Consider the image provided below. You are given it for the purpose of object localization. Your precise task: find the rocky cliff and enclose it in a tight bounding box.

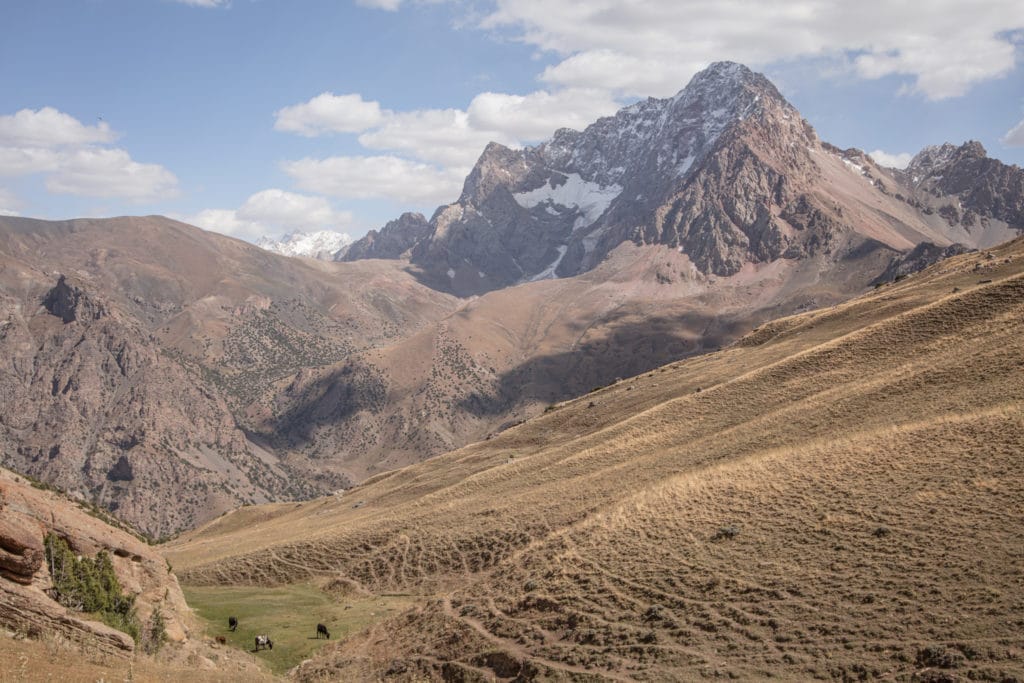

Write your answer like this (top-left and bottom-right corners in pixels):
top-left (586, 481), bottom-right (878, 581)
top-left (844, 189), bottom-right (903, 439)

top-left (339, 212), bottom-right (431, 261)
top-left (0, 216), bottom-right (460, 536)
top-left (345, 62), bottom-right (1020, 296)
top-left (0, 467), bottom-right (187, 655)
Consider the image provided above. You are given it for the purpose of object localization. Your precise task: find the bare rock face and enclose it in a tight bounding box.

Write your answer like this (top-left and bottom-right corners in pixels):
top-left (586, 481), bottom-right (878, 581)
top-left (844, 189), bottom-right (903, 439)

top-left (42, 274), bottom-right (107, 323)
top-left (0, 467), bottom-right (195, 656)
top-left (347, 62), bottom-right (983, 296)
top-left (340, 212), bottom-right (431, 261)
top-left (0, 274), bottom-right (281, 537)
top-left (901, 141), bottom-right (1024, 229)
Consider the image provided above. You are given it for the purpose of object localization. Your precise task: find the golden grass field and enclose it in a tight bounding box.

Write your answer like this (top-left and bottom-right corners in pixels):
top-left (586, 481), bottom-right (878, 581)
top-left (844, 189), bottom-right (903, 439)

top-left (165, 238), bottom-right (1024, 681)
top-left (0, 629), bottom-right (275, 683)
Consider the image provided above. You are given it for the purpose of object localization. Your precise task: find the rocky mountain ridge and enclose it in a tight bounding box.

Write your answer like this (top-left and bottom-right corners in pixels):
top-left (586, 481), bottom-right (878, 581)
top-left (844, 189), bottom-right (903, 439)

top-left (897, 140), bottom-right (1024, 229)
top-left (0, 215), bottom-right (460, 536)
top-left (338, 212), bottom-right (431, 262)
top-left (345, 62), bottom-right (1022, 295)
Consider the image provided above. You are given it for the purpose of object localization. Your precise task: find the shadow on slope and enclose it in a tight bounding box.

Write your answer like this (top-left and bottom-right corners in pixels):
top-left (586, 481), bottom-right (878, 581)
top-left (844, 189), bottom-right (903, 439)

top-left (458, 310), bottom-right (749, 419)
top-left (260, 361), bottom-right (389, 452)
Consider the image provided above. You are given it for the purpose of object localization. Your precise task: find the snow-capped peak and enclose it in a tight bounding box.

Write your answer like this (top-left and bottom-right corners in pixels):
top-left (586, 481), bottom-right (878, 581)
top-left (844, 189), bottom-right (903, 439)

top-left (256, 230), bottom-right (353, 260)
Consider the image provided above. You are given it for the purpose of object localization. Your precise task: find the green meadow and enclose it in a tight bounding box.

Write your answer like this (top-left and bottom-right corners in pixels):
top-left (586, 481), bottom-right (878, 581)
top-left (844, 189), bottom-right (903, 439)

top-left (183, 583), bottom-right (416, 674)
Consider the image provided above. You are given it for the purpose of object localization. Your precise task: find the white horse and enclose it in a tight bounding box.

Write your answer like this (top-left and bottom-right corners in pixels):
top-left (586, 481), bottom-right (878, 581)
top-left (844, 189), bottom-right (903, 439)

top-left (255, 634), bottom-right (273, 651)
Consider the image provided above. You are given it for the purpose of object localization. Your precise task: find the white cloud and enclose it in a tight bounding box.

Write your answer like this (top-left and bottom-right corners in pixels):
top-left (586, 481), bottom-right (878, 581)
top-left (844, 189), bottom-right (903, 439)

top-left (466, 87), bottom-right (619, 140)
top-left (0, 107), bottom-right (179, 202)
top-left (0, 187), bottom-right (22, 216)
top-left (237, 189), bottom-right (352, 231)
top-left (182, 189), bottom-right (355, 241)
top-left (173, 0), bottom-right (230, 7)
top-left (182, 208), bottom-right (253, 237)
top-left (282, 155), bottom-right (464, 204)
top-left (357, 108), bottom-right (512, 168)
top-left (0, 147), bottom-right (61, 176)
top-left (539, 50), bottom-right (702, 99)
top-left (44, 148), bottom-right (179, 201)
top-left (274, 93), bottom-right (386, 136)
top-left (475, 0), bottom-right (1023, 100)
top-left (355, 0), bottom-right (403, 9)
top-left (0, 107), bottom-right (115, 148)
top-left (1003, 118), bottom-right (1024, 146)
top-left (868, 149), bottom-right (914, 169)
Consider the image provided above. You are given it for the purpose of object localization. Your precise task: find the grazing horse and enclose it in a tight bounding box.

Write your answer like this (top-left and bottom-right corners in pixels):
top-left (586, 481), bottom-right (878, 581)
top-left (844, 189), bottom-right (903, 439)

top-left (255, 634), bottom-right (273, 651)
top-left (316, 623), bottom-right (330, 639)
top-left (228, 616), bottom-right (238, 632)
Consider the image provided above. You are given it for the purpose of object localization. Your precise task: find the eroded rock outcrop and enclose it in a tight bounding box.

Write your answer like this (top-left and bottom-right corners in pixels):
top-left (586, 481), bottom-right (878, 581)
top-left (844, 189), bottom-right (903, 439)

top-left (0, 467), bottom-right (192, 656)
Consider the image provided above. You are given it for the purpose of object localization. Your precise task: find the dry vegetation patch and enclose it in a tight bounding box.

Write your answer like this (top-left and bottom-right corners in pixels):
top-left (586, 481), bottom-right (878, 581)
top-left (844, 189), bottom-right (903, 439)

top-left (168, 239), bottom-right (1024, 681)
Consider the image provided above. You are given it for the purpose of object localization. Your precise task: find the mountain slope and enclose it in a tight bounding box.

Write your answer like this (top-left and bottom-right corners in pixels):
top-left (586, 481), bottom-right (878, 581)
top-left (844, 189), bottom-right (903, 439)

top-left (346, 62), bottom-right (1015, 297)
top-left (275, 236), bottom-right (897, 482)
top-left (0, 215), bottom-right (459, 535)
top-left (166, 237), bottom-right (1024, 681)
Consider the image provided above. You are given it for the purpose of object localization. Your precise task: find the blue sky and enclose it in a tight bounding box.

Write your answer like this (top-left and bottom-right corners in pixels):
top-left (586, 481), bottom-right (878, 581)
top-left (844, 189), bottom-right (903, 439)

top-left (1, 0), bottom-right (1022, 242)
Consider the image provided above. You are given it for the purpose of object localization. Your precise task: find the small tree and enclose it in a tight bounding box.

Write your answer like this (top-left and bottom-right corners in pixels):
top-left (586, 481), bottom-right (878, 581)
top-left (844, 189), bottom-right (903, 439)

top-left (142, 608), bottom-right (168, 654)
top-left (44, 534), bottom-right (141, 642)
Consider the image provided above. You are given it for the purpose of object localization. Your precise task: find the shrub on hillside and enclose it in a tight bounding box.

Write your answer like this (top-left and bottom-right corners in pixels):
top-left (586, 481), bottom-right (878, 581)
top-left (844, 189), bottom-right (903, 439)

top-left (44, 534), bottom-right (141, 642)
top-left (142, 607), bottom-right (168, 654)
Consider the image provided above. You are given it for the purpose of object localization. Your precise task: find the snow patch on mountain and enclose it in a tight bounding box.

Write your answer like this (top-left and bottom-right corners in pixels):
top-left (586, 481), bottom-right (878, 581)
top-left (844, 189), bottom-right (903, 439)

top-left (513, 174), bottom-right (622, 230)
top-left (256, 230), bottom-right (352, 260)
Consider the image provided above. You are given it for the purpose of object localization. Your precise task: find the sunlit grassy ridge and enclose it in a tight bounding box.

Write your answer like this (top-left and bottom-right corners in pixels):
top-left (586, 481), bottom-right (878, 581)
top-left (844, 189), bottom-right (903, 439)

top-left (166, 238), bottom-right (1024, 681)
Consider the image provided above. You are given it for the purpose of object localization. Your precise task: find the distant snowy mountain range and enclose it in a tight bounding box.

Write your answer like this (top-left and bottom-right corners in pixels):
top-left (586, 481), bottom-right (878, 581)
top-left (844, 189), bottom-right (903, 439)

top-left (256, 230), bottom-right (352, 260)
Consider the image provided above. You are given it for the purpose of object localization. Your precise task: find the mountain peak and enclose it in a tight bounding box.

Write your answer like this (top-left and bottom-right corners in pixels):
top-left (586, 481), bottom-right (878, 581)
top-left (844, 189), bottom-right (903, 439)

top-left (690, 60), bottom-right (754, 84)
top-left (256, 230), bottom-right (352, 260)
top-left (672, 62), bottom-right (789, 118)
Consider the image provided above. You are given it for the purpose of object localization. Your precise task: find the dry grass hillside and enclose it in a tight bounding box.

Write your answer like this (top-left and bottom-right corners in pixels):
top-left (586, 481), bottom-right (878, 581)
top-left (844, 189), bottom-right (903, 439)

top-left (165, 238), bottom-right (1024, 680)
top-left (270, 232), bottom-right (897, 482)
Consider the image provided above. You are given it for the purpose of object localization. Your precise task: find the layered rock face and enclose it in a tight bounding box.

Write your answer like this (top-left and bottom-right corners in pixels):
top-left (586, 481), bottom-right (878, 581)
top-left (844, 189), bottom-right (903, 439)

top-left (0, 467), bottom-right (192, 656)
